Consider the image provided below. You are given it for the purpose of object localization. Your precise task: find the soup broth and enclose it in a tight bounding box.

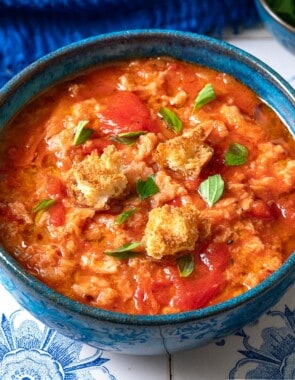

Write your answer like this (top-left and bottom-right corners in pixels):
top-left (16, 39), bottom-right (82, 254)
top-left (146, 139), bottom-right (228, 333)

top-left (0, 57), bottom-right (294, 315)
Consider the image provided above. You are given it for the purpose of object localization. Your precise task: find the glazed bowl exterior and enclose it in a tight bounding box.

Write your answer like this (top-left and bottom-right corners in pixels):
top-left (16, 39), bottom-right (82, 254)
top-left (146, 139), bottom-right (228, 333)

top-left (255, 0), bottom-right (295, 54)
top-left (0, 30), bottom-right (294, 355)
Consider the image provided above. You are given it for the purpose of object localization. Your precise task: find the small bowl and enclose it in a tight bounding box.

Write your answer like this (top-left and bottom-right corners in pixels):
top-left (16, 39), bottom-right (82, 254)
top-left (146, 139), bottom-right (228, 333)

top-left (0, 30), bottom-right (294, 355)
top-left (255, 0), bottom-right (295, 54)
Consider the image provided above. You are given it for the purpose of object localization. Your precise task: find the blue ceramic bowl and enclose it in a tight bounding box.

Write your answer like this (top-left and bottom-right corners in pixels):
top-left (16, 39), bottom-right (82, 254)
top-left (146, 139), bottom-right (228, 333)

top-left (255, 0), bottom-right (295, 54)
top-left (0, 30), bottom-right (294, 355)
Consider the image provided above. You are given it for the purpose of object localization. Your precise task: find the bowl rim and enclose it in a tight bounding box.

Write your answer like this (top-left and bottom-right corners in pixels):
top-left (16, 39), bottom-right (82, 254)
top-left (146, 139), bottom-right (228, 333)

top-left (0, 29), bottom-right (294, 326)
top-left (257, 0), bottom-right (295, 33)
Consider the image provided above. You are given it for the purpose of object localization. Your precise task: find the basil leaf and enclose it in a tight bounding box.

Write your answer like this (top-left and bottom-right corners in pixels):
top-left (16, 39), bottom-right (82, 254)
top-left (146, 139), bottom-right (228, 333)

top-left (104, 241), bottom-right (141, 259)
top-left (198, 174), bottom-right (225, 207)
top-left (33, 199), bottom-right (56, 213)
top-left (73, 120), bottom-right (93, 145)
top-left (225, 143), bottom-right (248, 166)
top-left (110, 131), bottom-right (148, 146)
top-left (136, 175), bottom-right (160, 200)
top-left (159, 107), bottom-right (183, 133)
top-left (193, 83), bottom-right (216, 112)
top-left (177, 254), bottom-right (194, 278)
top-left (116, 208), bottom-right (138, 225)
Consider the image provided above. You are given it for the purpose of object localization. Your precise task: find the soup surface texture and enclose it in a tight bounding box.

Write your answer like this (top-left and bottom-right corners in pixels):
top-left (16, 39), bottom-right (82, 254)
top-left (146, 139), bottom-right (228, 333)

top-left (0, 58), bottom-right (294, 315)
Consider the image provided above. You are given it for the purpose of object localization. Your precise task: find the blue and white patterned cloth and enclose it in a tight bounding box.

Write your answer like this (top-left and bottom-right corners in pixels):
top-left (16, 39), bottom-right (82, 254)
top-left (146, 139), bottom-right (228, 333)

top-left (0, 0), bottom-right (258, 87)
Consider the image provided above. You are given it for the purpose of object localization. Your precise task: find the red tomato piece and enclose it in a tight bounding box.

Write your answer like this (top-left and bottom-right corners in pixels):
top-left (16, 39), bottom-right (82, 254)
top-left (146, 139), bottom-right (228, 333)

top-left (46, 176), bottom-right (66, 200)
top-left (48, 202), bottom-right (65, 227)
top-left (151, 280), bottom-right (173, 306)
top-left (134, 280), bottom-right (160, 315)
top-left (170, 243), bottom-right (231, 311)
top-left (247, 200), bottom-right (279, 220)
top-left (200, 242), bottom-right (231, 272)
top-left (98, 91), bottom-right (159, 135)
top-left (175, 274), bottom-right (224, 311)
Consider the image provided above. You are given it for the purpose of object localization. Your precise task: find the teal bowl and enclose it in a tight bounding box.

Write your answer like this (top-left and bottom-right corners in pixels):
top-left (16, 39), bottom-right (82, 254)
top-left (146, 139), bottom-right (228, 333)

top-left (255, 0), bottom-right (295, 54)
top-left (0, 30), bottom-right (294, 355)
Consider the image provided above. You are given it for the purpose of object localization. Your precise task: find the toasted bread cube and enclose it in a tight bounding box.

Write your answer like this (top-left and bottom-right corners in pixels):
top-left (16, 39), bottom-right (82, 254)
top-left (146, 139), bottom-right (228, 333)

top-left (154, 127), bottom-right (213, 179)
top-left (143, 204), bottom-right (200, 259)
top-left (67, 145), bottom-right (127, 210)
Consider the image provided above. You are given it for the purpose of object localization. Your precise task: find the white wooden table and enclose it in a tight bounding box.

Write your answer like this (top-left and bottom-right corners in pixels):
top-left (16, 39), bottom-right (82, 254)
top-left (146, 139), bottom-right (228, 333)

top-left (0, 25), bottom-right (294, 380)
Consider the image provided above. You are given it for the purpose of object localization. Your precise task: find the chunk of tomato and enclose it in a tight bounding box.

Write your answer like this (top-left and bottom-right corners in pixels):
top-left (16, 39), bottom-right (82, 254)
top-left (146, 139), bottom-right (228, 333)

top-left (134, 277), bottom-right (161, 315)
top-left (98, 91), bottom-right (159, 134)
top-left (246, 200), bottom-right (279, 220)
top-left (48, 202), bottom-right (65, 227)
top-left (170, 242), bottom-right (231, 311)
top-left (46, 176), bottom-right (66, 201)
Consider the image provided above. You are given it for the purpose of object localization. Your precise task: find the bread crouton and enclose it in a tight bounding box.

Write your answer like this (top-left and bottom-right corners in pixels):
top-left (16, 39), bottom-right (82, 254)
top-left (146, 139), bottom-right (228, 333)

top-left (154, 127), bottom-right (213, 179)
top-left (143, 204), bottom-right (200, 259)
top-left (67, 145), bottom-right (127, 210)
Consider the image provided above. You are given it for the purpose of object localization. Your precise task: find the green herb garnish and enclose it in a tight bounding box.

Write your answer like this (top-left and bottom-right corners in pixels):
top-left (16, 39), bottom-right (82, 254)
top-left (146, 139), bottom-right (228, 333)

top-left (193, 83), bottom-right (216, 112)
top-left (198, 174), bottom-right (225, 207)
top-left (158, 107), bottom-right (183, 133)
top-left (110, 131), bottom-right (148, 146)
top-left (177, 254), bottom-right (195, 278)
top-left (104, 242), bottom-right (142, 259)
top-left (116, 208), bottom-right (138, 225)
top-left (33, 199), bottom-right (56, 213)
top-left (225, 143), bottom-right (249, 166)
top-left (136, 175), bottom-right (160, 200)
top-left (73, 120), bottom-right (93, 145)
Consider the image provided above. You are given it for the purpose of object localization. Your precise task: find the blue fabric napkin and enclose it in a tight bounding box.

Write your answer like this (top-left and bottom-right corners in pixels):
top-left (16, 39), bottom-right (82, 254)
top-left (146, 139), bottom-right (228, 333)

top-left (0, 0), bottom-right (258, 87)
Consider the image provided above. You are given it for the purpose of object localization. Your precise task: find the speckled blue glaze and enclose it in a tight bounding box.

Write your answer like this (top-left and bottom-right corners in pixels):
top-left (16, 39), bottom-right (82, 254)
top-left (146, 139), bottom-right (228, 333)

top-left (255, 0), bottom-right (295, 54)
top-left (0, 31), bottom-right (294, 355)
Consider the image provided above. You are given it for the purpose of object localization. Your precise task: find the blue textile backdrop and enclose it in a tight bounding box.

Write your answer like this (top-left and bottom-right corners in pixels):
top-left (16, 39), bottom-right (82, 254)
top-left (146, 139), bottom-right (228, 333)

top-left (0, 0), bottom-right (258, 88)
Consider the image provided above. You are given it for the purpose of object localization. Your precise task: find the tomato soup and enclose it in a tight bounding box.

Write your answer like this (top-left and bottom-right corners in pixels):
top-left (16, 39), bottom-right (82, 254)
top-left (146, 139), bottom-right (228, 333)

top-left (0, 58), bottom-right (294, 315)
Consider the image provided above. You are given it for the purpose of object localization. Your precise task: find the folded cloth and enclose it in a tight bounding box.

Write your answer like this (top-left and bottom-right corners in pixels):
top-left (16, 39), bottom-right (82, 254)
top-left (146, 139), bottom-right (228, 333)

top-left (0, 0), bottom-right (258, 87)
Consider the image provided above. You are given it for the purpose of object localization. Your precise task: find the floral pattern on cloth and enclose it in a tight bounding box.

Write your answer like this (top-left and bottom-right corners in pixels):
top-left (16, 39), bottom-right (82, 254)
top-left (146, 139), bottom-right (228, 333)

top-left (0, 310), bottom-right (116, 380)
top-left (229, 306), bottom-right (295, 379)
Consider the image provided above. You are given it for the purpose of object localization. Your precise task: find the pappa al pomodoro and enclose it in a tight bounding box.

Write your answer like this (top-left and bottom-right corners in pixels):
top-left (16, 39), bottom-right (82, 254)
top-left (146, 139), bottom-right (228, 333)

top-left (0, 57), bottom-right (294, 315)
